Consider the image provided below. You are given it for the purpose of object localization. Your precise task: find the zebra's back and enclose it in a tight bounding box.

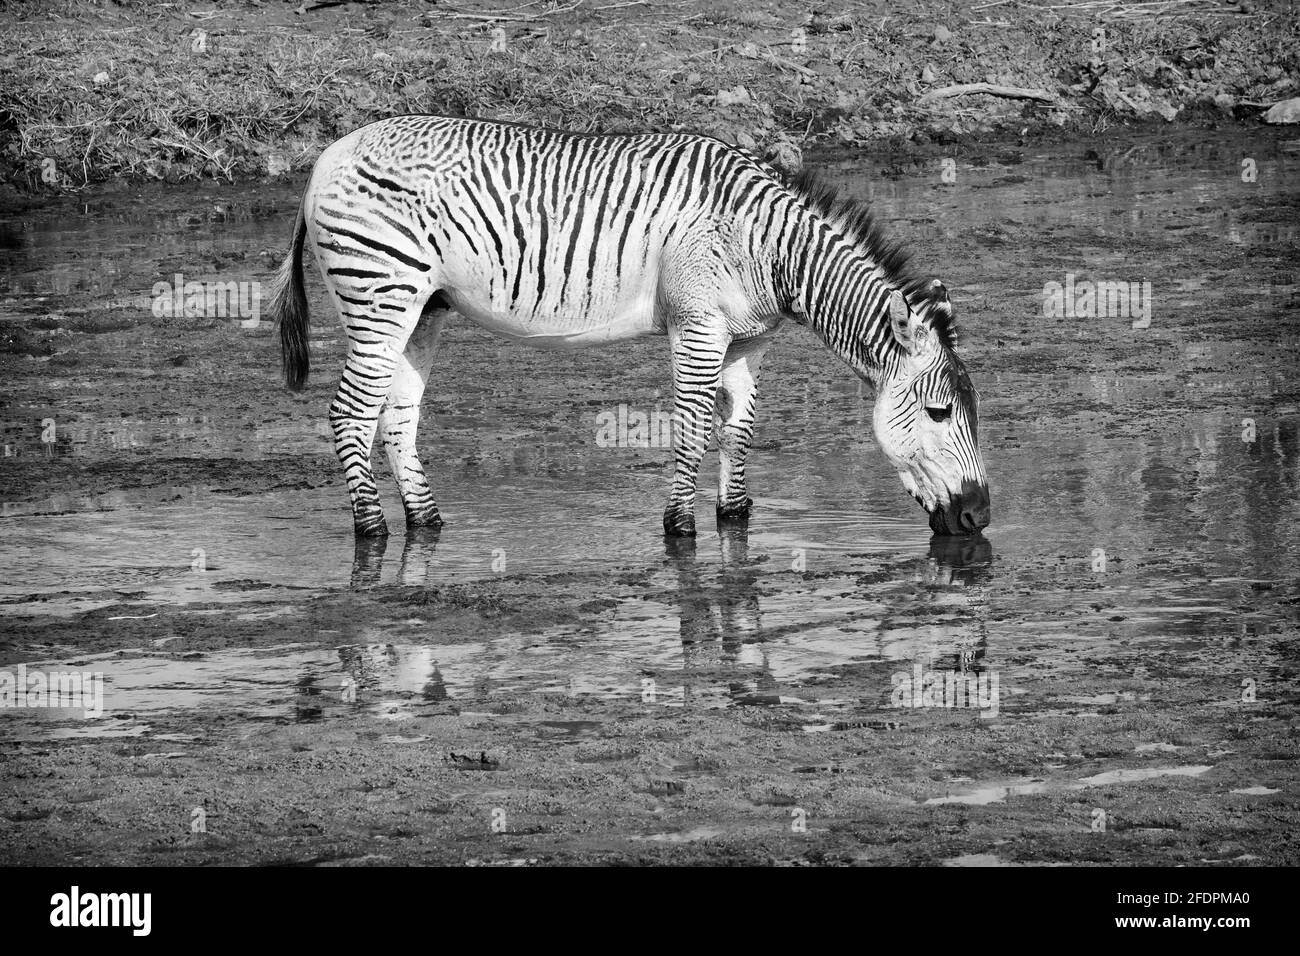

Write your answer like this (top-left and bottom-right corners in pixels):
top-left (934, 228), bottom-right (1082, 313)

top-left (304, 115), bottom-right (789, 345)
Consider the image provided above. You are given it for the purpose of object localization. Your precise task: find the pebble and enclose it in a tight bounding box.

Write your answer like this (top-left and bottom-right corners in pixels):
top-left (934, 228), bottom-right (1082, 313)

top-left (1263, 97), bottom-right (1300, 124)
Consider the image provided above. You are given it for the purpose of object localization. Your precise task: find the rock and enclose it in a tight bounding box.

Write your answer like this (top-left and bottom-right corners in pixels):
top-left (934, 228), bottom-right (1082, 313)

top-left (921, 64), bottom-right (936, 84)
top-left (805, 12), bottom-right (831, 35)
top-left (266, 154), bottom-right (290, 177)
top-left (933, 24), bottom-right (952, 44)
top-left (764, 138), bottom-right (802, 176)
top-left (1213, 93), bottom-right (1236, 113)
top-left (1263, 97), bottom-right (1300, 124)
top-left (1100, 79), bottom-right (1179, 121)
top-left (716, 86), bottom-right (751, 107)
top-left (1148, 92), bottom-right (1179, 122)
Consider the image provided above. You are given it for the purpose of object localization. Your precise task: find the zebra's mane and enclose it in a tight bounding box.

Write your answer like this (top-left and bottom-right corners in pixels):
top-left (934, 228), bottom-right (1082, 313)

top-left (784, 169), bottom-right (958, 350)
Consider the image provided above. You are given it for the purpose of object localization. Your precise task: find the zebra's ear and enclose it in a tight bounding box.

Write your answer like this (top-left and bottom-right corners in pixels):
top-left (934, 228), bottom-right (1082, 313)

top-left (889, 290), bottom-right (921, 354)
top-left (930, 279), bottom-right (950, 309)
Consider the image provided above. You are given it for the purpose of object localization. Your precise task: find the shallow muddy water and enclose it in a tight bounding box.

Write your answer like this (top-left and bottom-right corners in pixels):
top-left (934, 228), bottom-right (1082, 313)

top-left (1, 129), bottom-right (1297, 864)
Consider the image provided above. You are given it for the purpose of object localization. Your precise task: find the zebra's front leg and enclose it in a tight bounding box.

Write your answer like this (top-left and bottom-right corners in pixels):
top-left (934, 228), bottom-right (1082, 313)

top-left (715, 336), bottom-right (771, 522)
top-left (378, 307), bottom-right (450, 528)
top-left (664, 320), bottom-right (729, 537)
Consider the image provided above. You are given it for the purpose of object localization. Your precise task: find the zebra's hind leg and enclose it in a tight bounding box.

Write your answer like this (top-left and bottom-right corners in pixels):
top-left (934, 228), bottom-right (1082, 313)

top-left (714, 336), bottom-right (771, 522)
top-left (377, 303), bottom-right (451, 529)
top-left (663, 318), bottom-right (729, 537)
top-left (328, 291), bottom-right (430, 537)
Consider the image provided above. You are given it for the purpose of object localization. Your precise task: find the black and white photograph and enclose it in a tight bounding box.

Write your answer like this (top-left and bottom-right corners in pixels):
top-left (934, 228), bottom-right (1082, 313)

top-left (0, 0), bottom-right (1295, 901)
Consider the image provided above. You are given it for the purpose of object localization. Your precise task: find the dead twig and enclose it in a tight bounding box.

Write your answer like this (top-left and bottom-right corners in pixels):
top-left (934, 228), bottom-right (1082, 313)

top-left (917, 82), bottom-right (1058, 105)
top-left (763, 51), bottom-right (816, 78)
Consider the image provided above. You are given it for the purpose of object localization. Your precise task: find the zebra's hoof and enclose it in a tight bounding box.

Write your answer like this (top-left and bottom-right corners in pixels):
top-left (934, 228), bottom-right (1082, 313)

top-left (406, 510), bottom-right (444, 529)
top-left (663, 511), bottom-right (696, 537)
top-left (716, 498), bottom-right (753, 521)
top-left (354, 516), bottom-right (390, 538)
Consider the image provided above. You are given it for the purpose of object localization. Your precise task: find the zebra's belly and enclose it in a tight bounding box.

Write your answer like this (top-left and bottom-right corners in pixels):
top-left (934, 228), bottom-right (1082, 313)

top-left (444, 291), bottom-right (665, 349)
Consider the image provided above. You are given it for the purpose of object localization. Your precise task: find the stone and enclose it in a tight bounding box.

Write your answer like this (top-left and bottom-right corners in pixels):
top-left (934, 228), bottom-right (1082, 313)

top-left (1263, 97), bottom-right (1300, 124)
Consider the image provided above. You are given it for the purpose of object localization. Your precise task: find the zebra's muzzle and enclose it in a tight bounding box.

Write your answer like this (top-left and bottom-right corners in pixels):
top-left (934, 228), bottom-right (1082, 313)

top-left (927, 479), bottom-right (991, 536)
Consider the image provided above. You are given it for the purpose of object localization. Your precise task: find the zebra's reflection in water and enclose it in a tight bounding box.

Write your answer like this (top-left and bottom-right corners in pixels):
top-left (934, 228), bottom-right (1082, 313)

top-left (337, 642), bottom-right (448, 702)
top-left (667, 526), bottom-right (994, 702)
top-left (337, 522), bottom-right (992, 709)
top-left (663, 524), bottom-right (770, 705)
top-left (350, 527), bottom-right (443, 588)
top-left (340, 519), bottom-right (774, 707)
top-left (924, 535), bottom-right (993, 674)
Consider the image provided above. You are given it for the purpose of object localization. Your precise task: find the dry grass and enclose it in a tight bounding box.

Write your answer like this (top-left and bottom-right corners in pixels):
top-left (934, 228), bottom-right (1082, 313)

top-left (0, 0), bottom-right (1294, 188)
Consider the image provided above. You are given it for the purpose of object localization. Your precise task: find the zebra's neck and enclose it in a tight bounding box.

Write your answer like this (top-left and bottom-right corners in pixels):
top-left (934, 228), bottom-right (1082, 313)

top-left (778, 202), bottom-right (897, 388)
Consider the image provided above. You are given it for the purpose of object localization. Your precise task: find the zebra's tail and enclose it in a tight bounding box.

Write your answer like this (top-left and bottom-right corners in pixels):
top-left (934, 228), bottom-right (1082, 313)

top-left (270, 201), bottom-right (310, 391)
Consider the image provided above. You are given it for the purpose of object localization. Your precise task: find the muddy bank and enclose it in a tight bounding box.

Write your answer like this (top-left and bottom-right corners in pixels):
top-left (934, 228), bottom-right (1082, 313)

top-left (1, 0), bottom-right (1297, 193)
top-left (1, 533), bottom-right (1298, 866)
top-left (2, 611), bottom-right (1295, 866)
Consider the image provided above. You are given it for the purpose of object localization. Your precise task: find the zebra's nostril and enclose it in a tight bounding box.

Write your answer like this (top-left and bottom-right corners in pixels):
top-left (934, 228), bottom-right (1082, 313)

top-left (961, 505), bottom-right (990, 531)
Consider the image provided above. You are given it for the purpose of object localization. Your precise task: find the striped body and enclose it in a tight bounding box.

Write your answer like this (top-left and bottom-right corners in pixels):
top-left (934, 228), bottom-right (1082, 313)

top-left (268, 115), bottom-right (990, 539)
top-left (306, 117), bottom-right (784, 347)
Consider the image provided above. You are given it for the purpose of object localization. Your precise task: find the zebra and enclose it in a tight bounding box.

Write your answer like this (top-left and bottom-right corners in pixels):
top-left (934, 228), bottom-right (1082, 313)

top-left (267, 115), bottom-right (990, 539)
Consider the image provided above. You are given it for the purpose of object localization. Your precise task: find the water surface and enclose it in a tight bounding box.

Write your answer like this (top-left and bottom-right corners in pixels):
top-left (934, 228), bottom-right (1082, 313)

top-left (1, 130), bottom-right (1297, 736)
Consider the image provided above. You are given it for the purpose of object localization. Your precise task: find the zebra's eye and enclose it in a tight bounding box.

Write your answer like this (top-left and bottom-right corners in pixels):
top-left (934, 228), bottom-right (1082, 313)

top-left (925, 405), bottom-right (952, 423)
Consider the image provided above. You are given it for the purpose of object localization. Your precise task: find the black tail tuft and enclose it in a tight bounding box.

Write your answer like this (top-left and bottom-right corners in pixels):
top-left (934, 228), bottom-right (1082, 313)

top-left (269, 203), bottom-right (310, 391)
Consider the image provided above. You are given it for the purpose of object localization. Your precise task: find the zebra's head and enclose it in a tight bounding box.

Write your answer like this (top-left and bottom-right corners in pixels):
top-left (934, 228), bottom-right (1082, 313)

top-left (872, 282), bottom-right (989, 536)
